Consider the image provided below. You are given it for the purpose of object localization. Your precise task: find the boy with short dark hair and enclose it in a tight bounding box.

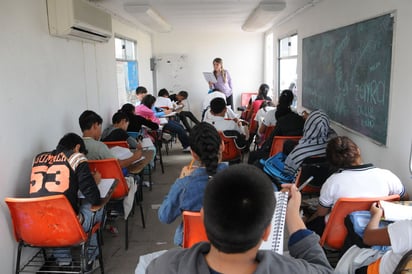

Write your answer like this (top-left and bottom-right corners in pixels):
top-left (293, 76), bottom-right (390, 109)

top-left (30, 132), bottom-right (102, 270)
top-left (147, 164), bottom-right (333, 273)
top-left (101, 110), bottom-right (138, 149)
top-left (79, 110), bottom-right (142, 167)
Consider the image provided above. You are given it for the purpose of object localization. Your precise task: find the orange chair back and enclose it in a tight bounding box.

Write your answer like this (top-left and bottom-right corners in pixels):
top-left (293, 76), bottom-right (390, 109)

top-left (219, 132), bottom-right (242, 162)
top-left (249, 113), bottom-right (258, 134)
top-left (103, 141), bottom-right (129, 148)
top-left (88, 158), bottom-right (128, 199)
top-left (320, 194), bottom-right (400, 250)
top-left (269, 135), bottom-right (302, 157)
top-left (182, 211), bottom-right (208, 248)
top-left (4, 195), bottom-right (88, 247)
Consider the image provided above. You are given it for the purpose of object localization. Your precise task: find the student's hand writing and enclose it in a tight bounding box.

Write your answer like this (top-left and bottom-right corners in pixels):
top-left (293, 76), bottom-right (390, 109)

top-left (370, 202), bottom-right (383, 218)
top-left (133, 148), bottom-right (143, 160)
top-left (179, 165), bottom-right (198, 178)
top-left (281, 183), bottom-right (301, 214)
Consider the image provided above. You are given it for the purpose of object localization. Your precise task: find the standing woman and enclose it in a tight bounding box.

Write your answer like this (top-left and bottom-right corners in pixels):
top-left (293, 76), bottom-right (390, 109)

top-left (209, 58), bottom-right (233, 109)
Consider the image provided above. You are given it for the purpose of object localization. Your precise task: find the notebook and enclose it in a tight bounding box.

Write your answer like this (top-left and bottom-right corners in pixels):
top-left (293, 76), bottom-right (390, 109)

top-left (78, 178), bottom-right (116, 198)
top-left (379, 200), bottom-right (412, 221)
top-left (259, 191), bottom-right (288, 254)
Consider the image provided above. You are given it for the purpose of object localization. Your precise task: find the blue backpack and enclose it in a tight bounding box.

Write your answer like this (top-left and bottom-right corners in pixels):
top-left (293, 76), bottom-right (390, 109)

top-left (260, 152), bottom-right (294, 185)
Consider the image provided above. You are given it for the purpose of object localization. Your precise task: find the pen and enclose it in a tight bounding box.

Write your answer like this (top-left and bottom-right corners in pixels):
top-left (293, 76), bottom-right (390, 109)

top-left (298, 176), bottom-right (314, 191)
top-left (188, 159), bottom-right (195, 170)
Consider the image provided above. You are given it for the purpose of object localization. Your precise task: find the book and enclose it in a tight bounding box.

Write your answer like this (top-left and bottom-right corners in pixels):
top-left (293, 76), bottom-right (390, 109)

top-left (259, 191), bottom-right (288, 254)
top-left (379, 200), bottom-right (412, 221)
top-left (78, 178), bottom-right (116, 198)
top-left (110, 146), bottom-right (145, 164)
top-left (203, 72), bottom-right (217, 83)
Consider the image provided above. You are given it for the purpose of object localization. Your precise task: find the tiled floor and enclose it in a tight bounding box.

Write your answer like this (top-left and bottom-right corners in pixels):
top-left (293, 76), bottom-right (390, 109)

top-left (101, 144), bottom-right (192, 273)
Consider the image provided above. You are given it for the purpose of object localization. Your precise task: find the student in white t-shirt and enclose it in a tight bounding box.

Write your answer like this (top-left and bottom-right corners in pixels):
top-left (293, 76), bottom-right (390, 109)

top-left (306, 136), bottom-right (409, 236)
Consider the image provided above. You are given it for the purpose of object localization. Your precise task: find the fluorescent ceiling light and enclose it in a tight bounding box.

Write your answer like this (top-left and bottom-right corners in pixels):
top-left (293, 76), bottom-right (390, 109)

top-left (124, 4), bottom-right (172, 33)
top-left (242, 1), bottom-right (286, 32)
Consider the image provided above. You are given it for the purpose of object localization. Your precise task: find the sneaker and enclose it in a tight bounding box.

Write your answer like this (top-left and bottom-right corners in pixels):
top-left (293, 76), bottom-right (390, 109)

top-left (182, 147), bottom-right (191, 153)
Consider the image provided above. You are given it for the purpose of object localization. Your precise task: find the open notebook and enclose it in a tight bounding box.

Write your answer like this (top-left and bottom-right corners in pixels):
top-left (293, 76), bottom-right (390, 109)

top-left (259, 191), bottom-right (288, 254)
top-left (78, 178), bottom-right (116, 198)
top-left (379, 200), bottom-right (412, 221)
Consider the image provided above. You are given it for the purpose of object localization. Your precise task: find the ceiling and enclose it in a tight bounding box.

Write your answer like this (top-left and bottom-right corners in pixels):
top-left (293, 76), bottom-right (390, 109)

top-left (92, 0), bottom-right (320, 33)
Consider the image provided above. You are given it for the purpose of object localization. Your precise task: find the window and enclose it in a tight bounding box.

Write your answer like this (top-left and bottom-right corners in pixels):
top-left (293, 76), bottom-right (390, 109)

top-left (264, 33), bottom-right (274, 97)
top-left (278, 34), bottom-right (298, 108)
top-left (115, 37), bottom-right (138, 106)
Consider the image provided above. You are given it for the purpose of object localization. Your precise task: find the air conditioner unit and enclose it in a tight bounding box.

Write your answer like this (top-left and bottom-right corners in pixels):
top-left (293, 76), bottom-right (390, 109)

top-left (46, 0), bottom-right (112, 43)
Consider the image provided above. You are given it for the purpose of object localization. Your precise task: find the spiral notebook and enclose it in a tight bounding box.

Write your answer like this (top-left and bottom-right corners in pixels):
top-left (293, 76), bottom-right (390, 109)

top-left (259, 191), bottom-right (288, 254)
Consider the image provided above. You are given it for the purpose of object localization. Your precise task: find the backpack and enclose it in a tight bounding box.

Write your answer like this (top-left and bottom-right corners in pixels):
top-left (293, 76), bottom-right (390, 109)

top-left (260, 152), bottom-right (294, 188)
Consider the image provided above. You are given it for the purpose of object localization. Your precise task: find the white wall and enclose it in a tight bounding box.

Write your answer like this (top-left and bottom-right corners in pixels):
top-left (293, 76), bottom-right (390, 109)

top-left (0, 1), bottom-right (152, 272)
top-left (270, 0), bottom-right (412, 193)
top-left (152, 31), bottom-right (264, 117)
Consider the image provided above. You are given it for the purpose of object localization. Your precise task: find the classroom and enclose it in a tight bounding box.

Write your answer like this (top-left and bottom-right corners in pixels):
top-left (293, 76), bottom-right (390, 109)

top-left (1, 0), bottom-right (411, 273)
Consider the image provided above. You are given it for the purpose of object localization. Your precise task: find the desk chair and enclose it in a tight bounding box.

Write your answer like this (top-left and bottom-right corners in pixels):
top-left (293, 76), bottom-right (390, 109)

top-left (269, 135), bottom-right (302, 157)
top-left (103, 141), bottom-right (129, 149)
top-left (320, 194), bottom-right (400, 251)
top-left (88, 158), bottom-right (145, 250)
top-left (146, 129), bottom-right (165, 174)
top-left (218, 131), bottom-right (243, 164)
top-left (182, 211), bottom-right (208, 248)
top-left (5, 195), bottom-right (104, 274)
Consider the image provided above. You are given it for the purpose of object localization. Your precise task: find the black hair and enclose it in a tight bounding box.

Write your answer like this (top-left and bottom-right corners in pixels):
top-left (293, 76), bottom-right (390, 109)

top-left (56, 132), bottom-right (87, 154)
top-left (210, 97), bottom-right (226, 114)
top-left (141, 94), bottom-right (156, 108)
top-left (203, 164), bottom-right (275, 253)
top-left (326, 136), bottom-right (360, 168)
top-left (135, 86), bottom-right (148, 95)
top-left (256, 83), bottom-right (270, 100)
top-left (158, 88), bottom-right (169, 97)
top-left (79, 110), bottom-right (103, 132)
top-left (178, 90), bottom-right (188, 99)
top-left (120, 103), bottom-right (135, 114)
top-left (112, 110), bottom-right (129, 124)
top-left (275, 89), bottom-right (294, 120)
top-left (189, 122), bottom-right (221, 176)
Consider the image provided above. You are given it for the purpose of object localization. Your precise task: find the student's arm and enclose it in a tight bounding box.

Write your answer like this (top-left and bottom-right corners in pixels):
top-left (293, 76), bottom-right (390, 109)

top-left (305, 205), bottom-right (330, 223)
top-left (258, 123), bottom-right (267, 136)
top-left (118, 144), bottom-right (143, 168)
top-left (363, 202), bottom-right (391, 246)
top-left (282, 183), bottom-right (306, 234)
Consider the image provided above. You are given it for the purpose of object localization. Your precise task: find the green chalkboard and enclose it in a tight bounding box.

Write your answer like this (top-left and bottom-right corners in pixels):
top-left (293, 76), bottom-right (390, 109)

top-left (302, 14), bottom-right (393, 145)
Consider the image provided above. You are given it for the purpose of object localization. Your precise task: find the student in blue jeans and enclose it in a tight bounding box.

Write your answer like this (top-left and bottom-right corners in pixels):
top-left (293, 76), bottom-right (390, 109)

top-left (30, 133), bottom-right (103, 271)
top-left (157, 122), bottom-right (228, 246)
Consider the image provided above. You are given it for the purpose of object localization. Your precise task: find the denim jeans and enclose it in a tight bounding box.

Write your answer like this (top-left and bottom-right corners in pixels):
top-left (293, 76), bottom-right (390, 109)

top-left (163, 120), bottom-right (190, 148)
top-left (53, 202), bottom-right (104, 265)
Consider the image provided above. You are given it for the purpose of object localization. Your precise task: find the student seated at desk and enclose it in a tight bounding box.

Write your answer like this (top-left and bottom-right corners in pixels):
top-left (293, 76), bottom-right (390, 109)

top-left (203, 97), bottom-right (249, 150)
top-left (169, 90), bottom-right (200, 133)
top-left (101, 110), bottom-right (139, 149)
top-left (29, 133), bottom-right (102, 271)
top-left (137, 94), bottom-right (190, 152)
top-left (79, 110), bottom-right (143, 168)
top-left (148, 164), bottom-right (334, 273)
top-left (120, 103), bottom-right (159, 135)
top-left (201, 88), bottom-right (239, 121)
top-left (306, 136), bottom-right (409, 236)
top-left (336, 203), bottom-right (412, 274)
top-left (157, 122), bottom-right (228, 246)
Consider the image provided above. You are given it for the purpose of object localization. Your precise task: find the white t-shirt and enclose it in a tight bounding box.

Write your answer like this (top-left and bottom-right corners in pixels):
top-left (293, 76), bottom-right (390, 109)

top-left (255, 106), bottom-right (276, 123)
top-left (319, 164), bottom-right (405, 222)
top-left (380, 220), bottom-right (412, 273)
top-left (203, 113), bottom-right (246, 135)
top-left (262, 109), bottom-right (277, 126)
top-left (155, 97), bottom-right (173, 109)
top-left (202, 92), bottom-right (226, 111)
